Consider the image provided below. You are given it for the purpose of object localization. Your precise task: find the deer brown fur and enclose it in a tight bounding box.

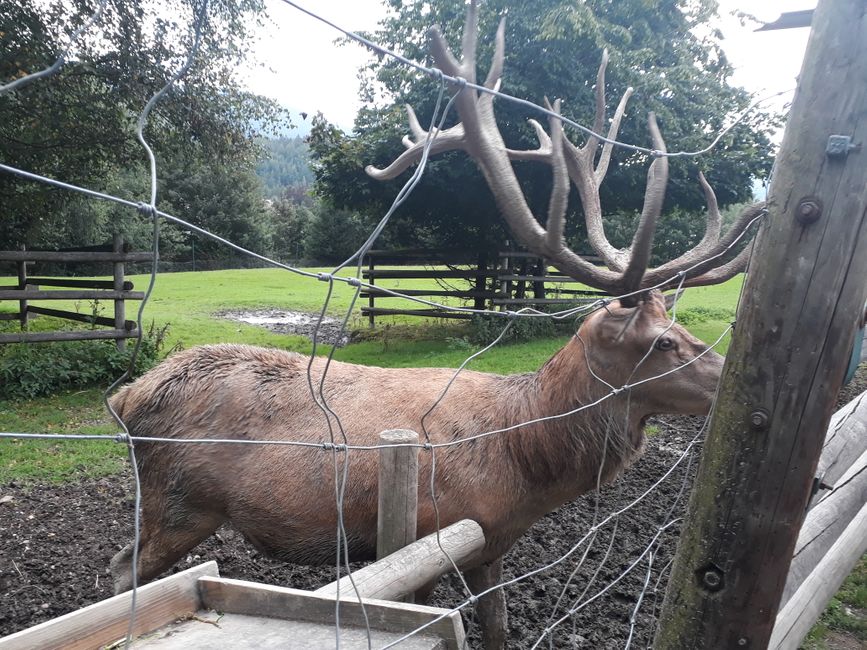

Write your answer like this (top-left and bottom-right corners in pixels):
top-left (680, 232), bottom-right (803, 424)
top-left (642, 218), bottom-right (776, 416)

top-left (109, 291), bottom-right (722, 648)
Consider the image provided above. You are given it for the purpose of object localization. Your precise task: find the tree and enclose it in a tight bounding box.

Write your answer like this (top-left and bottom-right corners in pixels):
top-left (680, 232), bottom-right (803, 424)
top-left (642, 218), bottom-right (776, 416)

top-left (0, 0), bottom-right (288, 252)
top-left (309, 0), bottom-right (779, 256)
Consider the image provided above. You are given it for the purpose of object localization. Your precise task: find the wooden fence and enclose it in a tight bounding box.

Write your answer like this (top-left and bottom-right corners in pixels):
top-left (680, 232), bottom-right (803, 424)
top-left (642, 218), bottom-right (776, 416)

top-left (0, 235), bottom-right (149, 349)
top-left (361, 248), bottom-right (608, 325)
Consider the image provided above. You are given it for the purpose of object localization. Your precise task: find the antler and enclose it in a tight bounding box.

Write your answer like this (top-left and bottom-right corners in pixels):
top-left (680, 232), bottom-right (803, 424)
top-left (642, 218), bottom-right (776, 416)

top-left (365, 0), bottom-right (762, 298)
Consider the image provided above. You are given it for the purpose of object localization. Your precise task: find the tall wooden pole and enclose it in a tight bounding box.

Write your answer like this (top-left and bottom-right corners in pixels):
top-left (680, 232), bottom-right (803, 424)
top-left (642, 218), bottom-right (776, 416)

top-left (655, 1), bottom-right (867, 647)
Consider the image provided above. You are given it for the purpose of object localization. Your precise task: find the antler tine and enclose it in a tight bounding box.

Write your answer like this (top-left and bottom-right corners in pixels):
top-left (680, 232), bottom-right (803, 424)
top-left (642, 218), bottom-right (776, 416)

top-left (545, 99), bottom-right (569, 251)
top-left (406, 104), bottom-right (428, 142)
top-left (483, 18), bottom-right (506, 89)
top-left (460, 0), bottom-right (480, 83)
top-left (619, 113), bottom-right (669, 297)
top-left (594, 86), bottom-right (633, 186)
top-left (644, 201), bottom-right (766, 287)
top-left (583, 48), bottom-right (609, 155)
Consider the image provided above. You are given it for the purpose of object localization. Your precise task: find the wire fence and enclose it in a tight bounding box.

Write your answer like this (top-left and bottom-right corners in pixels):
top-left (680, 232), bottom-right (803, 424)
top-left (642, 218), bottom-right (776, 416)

top-left (0, 1), bottom-right (775, 648)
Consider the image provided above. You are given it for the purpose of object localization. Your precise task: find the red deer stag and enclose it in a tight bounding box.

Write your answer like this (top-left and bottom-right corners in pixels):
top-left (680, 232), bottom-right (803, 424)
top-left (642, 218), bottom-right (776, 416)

top-left (110, 2), bottom-right (761, 647)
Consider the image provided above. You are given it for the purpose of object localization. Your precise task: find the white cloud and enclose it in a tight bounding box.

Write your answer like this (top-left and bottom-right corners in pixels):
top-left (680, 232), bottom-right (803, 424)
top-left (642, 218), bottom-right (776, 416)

top-left (244, 1), bottom-right (814, 135)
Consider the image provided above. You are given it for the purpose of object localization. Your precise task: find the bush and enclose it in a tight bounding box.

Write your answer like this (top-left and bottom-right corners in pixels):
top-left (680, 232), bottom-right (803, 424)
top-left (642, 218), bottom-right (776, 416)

top-left (0, 323), bottom-right (169, 400)
top-left (466, 311), bottom-right (575, 346)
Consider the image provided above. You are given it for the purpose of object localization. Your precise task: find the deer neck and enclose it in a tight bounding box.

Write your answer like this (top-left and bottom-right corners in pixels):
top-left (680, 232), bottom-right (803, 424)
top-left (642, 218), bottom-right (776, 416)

top-left (494, 336), bottom-right (648, 508)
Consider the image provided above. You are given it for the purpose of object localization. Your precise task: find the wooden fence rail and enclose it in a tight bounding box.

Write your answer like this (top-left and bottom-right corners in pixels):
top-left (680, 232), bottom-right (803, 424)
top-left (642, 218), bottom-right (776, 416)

top-left (361, 248), bottom-right (608, 325)
top-left (0, 235), bottom-right (146, 349)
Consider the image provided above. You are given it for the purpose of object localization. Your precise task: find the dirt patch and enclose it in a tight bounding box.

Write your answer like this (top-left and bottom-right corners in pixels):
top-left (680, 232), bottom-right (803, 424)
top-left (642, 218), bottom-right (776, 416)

top-left (218, 309), bottom-right (352, 347)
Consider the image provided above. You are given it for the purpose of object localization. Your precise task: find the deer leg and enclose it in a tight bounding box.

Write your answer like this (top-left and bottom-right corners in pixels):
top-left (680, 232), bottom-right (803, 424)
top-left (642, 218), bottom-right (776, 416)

top-left (466, 557), bottom-right (507, 650)
top-left (111, 500), bottom-right (223, 594)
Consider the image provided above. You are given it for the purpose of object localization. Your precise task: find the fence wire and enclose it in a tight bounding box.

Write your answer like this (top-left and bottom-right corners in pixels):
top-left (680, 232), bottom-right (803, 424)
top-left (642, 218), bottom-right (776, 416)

top-left (0, 1), bottom-right (775, 648)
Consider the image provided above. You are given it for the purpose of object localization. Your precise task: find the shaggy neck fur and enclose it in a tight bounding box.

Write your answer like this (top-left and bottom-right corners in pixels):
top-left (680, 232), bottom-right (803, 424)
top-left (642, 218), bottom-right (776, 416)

top-left (488, 336), bottom-right (647, 506)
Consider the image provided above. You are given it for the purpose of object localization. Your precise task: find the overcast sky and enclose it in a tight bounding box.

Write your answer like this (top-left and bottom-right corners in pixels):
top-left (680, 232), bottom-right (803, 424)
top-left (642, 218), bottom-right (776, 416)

top-left (245, 1), bottom-right (814, 134)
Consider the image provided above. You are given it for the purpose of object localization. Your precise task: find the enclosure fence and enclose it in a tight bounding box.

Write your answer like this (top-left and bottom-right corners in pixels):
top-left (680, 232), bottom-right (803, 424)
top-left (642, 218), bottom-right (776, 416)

top-left (0, 1), bottom-right (792, 648)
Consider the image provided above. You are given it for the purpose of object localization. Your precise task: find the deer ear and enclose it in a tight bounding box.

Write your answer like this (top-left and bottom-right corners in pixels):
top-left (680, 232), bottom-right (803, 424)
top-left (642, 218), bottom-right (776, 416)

top-left (663, 290), bottom-right (684, 311)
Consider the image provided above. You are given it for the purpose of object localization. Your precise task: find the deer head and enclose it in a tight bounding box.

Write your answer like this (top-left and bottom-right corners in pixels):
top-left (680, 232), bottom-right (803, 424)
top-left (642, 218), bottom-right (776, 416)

top-left (366, 0), bottom-right (764, 303)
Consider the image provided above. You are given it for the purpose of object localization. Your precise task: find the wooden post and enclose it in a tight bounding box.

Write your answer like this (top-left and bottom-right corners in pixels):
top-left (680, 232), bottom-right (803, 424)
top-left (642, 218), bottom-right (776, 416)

top-left (17, 244), bottom-right (28, 329)
top-left (113, 234), bottom-right (126, 351)
top-left (655, 1), bottom-right (867, 647)
top-left (474, 251), bottom-right (488, 311)
top-left (368, 254), bottom-right (376, 328)
top-left (377, 429), bottom-right (419, 569)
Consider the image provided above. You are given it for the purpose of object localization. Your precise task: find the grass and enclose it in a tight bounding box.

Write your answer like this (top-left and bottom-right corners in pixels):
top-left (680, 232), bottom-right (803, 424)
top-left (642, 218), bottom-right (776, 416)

top-left (803, 556), bottom-right (867, 648)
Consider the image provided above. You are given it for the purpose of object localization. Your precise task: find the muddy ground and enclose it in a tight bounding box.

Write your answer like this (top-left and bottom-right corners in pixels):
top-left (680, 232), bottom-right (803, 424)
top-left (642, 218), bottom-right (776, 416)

top-left (1, 372), bottom-right (865, 648)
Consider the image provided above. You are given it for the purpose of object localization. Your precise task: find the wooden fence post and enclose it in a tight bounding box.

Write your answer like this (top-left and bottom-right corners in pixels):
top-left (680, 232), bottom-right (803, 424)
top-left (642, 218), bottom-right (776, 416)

top-left (377, 428), bottom-right (420, 603)
top-left (113, 234), bottom-right (126, 351)
top-left (655, 1), bottom-right (867, 647)
top-left (17, 244), bottom-right (28, 329)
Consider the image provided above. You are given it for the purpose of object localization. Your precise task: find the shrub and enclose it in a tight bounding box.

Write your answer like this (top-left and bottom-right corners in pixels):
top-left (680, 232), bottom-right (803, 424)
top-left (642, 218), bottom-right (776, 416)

top-left (467, 310), bottom-right (575, 346)
top-left (0, 323), bottom-right (169, 400)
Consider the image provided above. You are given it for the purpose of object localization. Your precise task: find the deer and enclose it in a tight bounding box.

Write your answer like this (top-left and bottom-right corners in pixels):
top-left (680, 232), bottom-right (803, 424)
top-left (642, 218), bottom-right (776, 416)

top-left (109, 2), bottom-right (763, 647)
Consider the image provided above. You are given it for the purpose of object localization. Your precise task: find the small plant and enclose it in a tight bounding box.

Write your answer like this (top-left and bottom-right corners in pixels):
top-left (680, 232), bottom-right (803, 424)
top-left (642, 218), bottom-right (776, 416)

top-left (0, 322), bottom-right (170, 400)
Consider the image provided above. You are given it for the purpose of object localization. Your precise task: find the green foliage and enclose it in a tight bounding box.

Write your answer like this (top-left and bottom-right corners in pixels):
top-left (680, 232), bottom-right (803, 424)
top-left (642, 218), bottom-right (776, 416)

top-left (257, 136), bottom-right (315, 199)
top-left (672, 306), bottom-right (735, 327)
top-left (310, 0), bottom-right (779, 257)
top-left (466, 311), bottom-right (575, 346)
top-left (303, 204), bottom-right (372, 264)
top-left (0, 0), bottom-right (289, 253)
top-left (0, 324), bottom-right (169, 400)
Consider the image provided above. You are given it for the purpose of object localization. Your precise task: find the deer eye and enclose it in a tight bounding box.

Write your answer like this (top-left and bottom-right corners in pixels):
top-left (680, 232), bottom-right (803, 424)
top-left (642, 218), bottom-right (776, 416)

top-left (655, 337), bottom-right (676, 351)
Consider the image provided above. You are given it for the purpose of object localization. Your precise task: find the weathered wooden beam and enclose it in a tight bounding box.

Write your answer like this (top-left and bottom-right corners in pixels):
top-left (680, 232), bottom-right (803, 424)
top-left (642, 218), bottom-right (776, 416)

top-left (0, 289), bottom-right (144, 300)
top-left (0, 251), bottom-right (152, 263)
top-left (377, 429), bottom-right (420, 561)
top-left (782, 446), bottom-right (867, 604)
top-left (113, 233), bottom-right (127, 351)
top-left (26, 305), bottom-right (137, 331)
top-left (769, 502), bottom-right (867, 649)
top-left (315, 519), bottom-right (485, 602)
top-left (655, 1), bottom-right (867, 647)
top-left (814, 391), bottom-right (867, 491)
top-left (0, 329), bottom-right (138, 343)
top-left (25, 277), bottom-right (134, 290)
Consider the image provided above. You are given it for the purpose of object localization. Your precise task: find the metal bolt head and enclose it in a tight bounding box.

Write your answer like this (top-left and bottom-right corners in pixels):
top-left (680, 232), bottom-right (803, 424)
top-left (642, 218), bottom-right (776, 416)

top-left (796, 197), bottom-right (823, 225)
top-left (749, 409), bottom-right (769, 431)
top-left (702, 570), bottom-right (722, 590)
top-left (738, 638), bottom-right (749, 647)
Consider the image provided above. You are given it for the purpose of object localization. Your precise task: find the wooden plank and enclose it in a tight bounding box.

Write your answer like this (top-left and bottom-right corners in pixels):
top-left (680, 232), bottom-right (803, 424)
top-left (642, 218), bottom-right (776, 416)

top-left (360, 288), bottom-right (496, 298)
top-left (360, 307), bottom-right (474, 320)
top-left (377, 429), bottom-right (420, 598)
top-left (0, 289), bottom-right (144, 300)
top-left (0, 312), bottom-right (20, 321)
top-left (0, 251), bottom-right (152, 262)
top-left (316, 519), bottom-right (485, 603)
top-left (492, 297), bottom-right (600, 305)
top-left (781, 447), bottom-right (867, 603)
top-left (655, 1), bottom-right (867, 647)
top-left (0, 562), bottom-right (218, 650)
top-left (814, 390), bottom-right (867, 490)
top-left (770, 502), bottom-right (867, 649)
top-left (26, 305), bottom-right (137, 330)
top-left (362, 269), bottom-right (497, 280)
top-left (26, 277), bottom-right (135, 290)
top-left (0, 329), bottom-right (138, 343)
top-left (199, 576), bottom-right (466, 649)
top-left (132, 610), bottom-right (447, 649)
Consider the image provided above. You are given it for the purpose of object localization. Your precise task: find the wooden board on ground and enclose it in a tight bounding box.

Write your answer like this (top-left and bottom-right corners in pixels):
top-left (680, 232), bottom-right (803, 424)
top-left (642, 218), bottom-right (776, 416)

top-left (0, 562), bottom-right (465, 650)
